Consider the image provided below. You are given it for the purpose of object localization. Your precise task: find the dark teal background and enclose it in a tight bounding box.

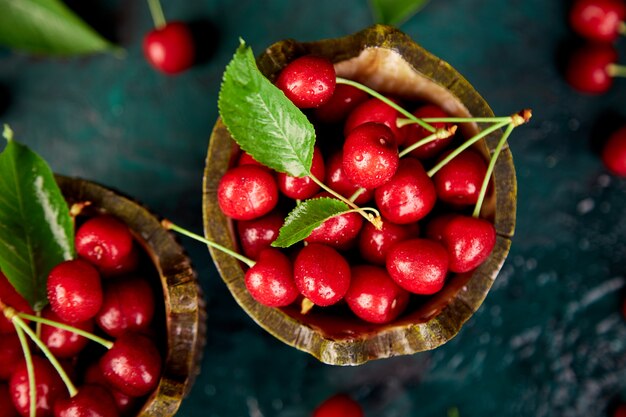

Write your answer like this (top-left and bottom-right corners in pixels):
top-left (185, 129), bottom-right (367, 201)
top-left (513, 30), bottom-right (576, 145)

top-left (1, 1), bottom-right (626, 416)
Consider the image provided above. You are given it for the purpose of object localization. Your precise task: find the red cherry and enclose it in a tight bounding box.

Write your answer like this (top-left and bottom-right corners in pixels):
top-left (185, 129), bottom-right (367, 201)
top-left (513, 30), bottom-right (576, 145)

top-left (614, 404), bottom-right (626, 417)
top-left (275, 56), bottom-right (336, 108)
top-left (0, 271), bottom-right (34, 334)
top-left (345, 265), bottom-right (410, 324)
top-left (84, 363), bottom-right (136, 415)
top-left (565, 43), bottom-right (618, 94)
top-left (244, 249), bottom-right (298, 307)
top-left (294, 244), bottom-right (351, 306)
top-left (569, 0), bottom-right (626, 42)
top-left (9, 356), bottom-right (65, 417)
top-left (143, 22), bottom-right (195, 75)
top-left (217, 165), bottom-right (278, 220)
top-left (53, 385), bottom-right (119, 417)
top-left (358, 219), bottom-right (419, 265)
top-left (237, 152), bottom-right (264, 167)
top-left (47, 259), bottom-right (103, 323)
top-left (96, 277), bottom-right (155, 338)
top-left (386, 238), bottom-right (449, 295)
top-left (427, 215), bottom-right (496, 273)
top-left (277, 147), bottom-right (325, 199)
top-left (0, 334), bottom-right (24, 380)
top-left (312, 394), bottom-right (363, 417)
top-left (399, 104), bottom-right (454, 158)
top-left (75, 215), bottom-right (138, 276)
top-left (433, 148), bottom-right (488, 205)
top-left (325, 151), bottom-right (374, 204)
top-left (40, 307), bottom-right (93, 359)
top-left (0, 384), bottom-right (20, 417)
top-left (601, 125), bottom-right (626, 176)
top-left (344, 97), bottom-right (401, 142)
top-left (305, 193), bottom-right (364, 250)
top-left (374, 158), bottom-right (437, 224)
top-left (342, 122), bottom-right (399, 189)
top-left (100, 333), bottom-right (162, 397)
top-left (313, 84), bottom-right (369, 123)
top-left (236, 211), bottom-right (284, 261)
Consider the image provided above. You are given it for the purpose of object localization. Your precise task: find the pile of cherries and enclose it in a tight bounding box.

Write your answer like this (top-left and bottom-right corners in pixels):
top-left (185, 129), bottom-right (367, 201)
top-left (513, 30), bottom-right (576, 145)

top-left (216, 55), bottom-right (499, 324)
top-left (566, 0), bottom-right (626, 94)
top-left (0, 214), bottom-right (162, 417)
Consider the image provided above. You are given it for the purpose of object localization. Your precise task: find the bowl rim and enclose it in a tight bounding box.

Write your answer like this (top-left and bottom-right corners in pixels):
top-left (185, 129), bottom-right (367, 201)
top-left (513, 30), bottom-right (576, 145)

top-left (203, 24), bottom-right (516, 365)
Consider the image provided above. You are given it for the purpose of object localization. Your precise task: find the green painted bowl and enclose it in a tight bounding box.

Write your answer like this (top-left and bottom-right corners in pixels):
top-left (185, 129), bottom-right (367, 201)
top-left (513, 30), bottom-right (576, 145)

top-left (56, 175), bottom-right (206, 416)
top-left (203, 25), bottom-right (516, 365)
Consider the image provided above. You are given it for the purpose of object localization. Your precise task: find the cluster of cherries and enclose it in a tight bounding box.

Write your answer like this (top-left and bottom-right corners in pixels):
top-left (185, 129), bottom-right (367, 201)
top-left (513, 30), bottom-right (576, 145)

top-left (215, 55), bottom-right (500, 324)
top-left (0, 214), bottom-right (162, 417)
top-left (565, 0), bottom-right (626, 94)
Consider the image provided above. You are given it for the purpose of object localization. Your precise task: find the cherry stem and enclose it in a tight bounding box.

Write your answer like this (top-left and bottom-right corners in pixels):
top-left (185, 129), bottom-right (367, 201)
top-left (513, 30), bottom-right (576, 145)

top-left (17, 312), bottom-right (114, 350)
top-left (348, 188), bottom-right (365, 203)
top-left (335, 77), bottom-right (436, 133)
top-left (398, 126), bottom-right (457, 158)
top-left (607, 63), bottom-right (626, 78)
top-left (427, 119), bottom-right (510, 177)
top-left (397, 116), bottom-right (511, 127)
top-left (619, 21), bottom-right (626, 36)
top-left (162, 220), bottom-right (256, 268)
top-left (147, 0), bottom-right (167, 29)
top-left (472, 122), bottom-right (515, 218)
top-left (13, 322), bottom-right (36, 417)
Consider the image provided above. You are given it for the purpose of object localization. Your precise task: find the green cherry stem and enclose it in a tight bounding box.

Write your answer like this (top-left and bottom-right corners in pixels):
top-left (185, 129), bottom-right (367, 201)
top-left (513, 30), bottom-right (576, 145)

top-left (398, 125), bottom-right (457, 158)
top-left (472, 122), bottom-right (515, 218)
top-left (335, 77), bottom-right (436, 133)
top-left (619, 21), bottom-right (626, 36)
top-left (162, 220), bottom-right (256, 267)
top-left (396, 116), bottom-right (512, 127)
top-left (13, 322), bottom-right (36, 417)
top-left (147, 0), bottom-right (167, 29)
top-left (17, 312), bottom-right (114, 349)
top-left (607, 63), bottom-right (626, 78)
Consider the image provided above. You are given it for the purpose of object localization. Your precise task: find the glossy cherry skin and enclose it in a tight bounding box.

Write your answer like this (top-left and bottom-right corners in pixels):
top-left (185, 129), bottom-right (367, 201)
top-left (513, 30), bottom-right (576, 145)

top-left (143, 22), bottom-right (195, 75)
top-left (386, 238), bottom-right (449, 295)
top-left (217, 165), bottom-right (279, 220)
top-left (245, 249), bottom-right (298, 307)
top-left (602, 125), bottom-right (626, 176)
top-left (433, 148), bottom-right (488, 205)
top-left (344, 97), bottom-right (401, 142)
top-left (236, 210), bottom-right (284, 261)
top-left (400, 104), bottom-right (454, 158)
top-left (75, 215), bottom-right (137, 276)
top-left (325, 151), bottom-right (374, 204)
top-left (100, 333), bottom-right (162, 397)
top-left (0, 271), bottom-right (34, 334)
top-left (565, 43), bottom-right (617, 94)
top-left (96, 277), bottom-right (155, 338)
top-left (47, 259), bottom-right (103, 323)
top-left (294, 243), bottom-right (351, 306)
top-left (374, 158), bottom-right (437, 224)
top-left (0, 384), bottom-right (20, 417)
top-left (237, 151), bottom-right (264, 167)
top-left (10, 356), bottom-right (65, 417)
top-left (313, 84), bottom-right (369, 123)
top-left (53, 385), bottom-right (119, 417)
top-left (275, 55), bottom-right (336, 108)
top-left (312, 394), bottom-right (364, 417)
top-left (0, 334), bottom-right (24, 380)
top-left (358, 219), bottom-right (419, 265)
top-left (277, 147), bottom-right (325, 199)
top-left (345, 265), bottom-right (410, 324)
top-left (342, 122), bottom-right (399, 189)
top-left (84, 363), bottom-right (136, 415)
top-left (426, 215), bottom-right (496, 273)
top-left (569, 0), bottom-right (626, 42)
top-left (305, 193), bottom-right (364, 250)
top-left (40, 307), bottom-right (93, 359)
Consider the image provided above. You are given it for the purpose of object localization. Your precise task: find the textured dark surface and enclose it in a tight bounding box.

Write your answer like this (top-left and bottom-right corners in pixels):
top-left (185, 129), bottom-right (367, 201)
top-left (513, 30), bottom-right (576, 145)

top-left (1, 1), bottom-right (626, 416)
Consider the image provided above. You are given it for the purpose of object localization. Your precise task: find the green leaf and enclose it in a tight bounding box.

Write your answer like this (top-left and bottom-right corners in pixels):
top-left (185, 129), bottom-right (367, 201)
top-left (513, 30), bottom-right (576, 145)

top-left (271, 198), bottom-right (349, 248)
top-left (218, 40), bottom-right (316, 178)
top-left (0, 125), bottom-right (74, 311)
top-left (369, 0), bottom-right (430, 26)
top-left (0, 0), bottom-right (119, 55)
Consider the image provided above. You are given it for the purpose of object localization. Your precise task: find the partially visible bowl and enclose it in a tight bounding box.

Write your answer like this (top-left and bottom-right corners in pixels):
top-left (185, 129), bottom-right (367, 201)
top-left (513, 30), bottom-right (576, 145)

top-left (203, 25), bottom-right (516, 365)
top-left (56, 175), bottom-right (206, 415)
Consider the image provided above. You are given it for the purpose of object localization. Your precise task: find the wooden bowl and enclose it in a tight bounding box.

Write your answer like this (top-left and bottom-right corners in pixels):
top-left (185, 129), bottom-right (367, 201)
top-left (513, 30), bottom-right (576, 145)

top-left (56, 175), bottom-right (206, 415)
top-left (203, 25), bottom-right (516, 365)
